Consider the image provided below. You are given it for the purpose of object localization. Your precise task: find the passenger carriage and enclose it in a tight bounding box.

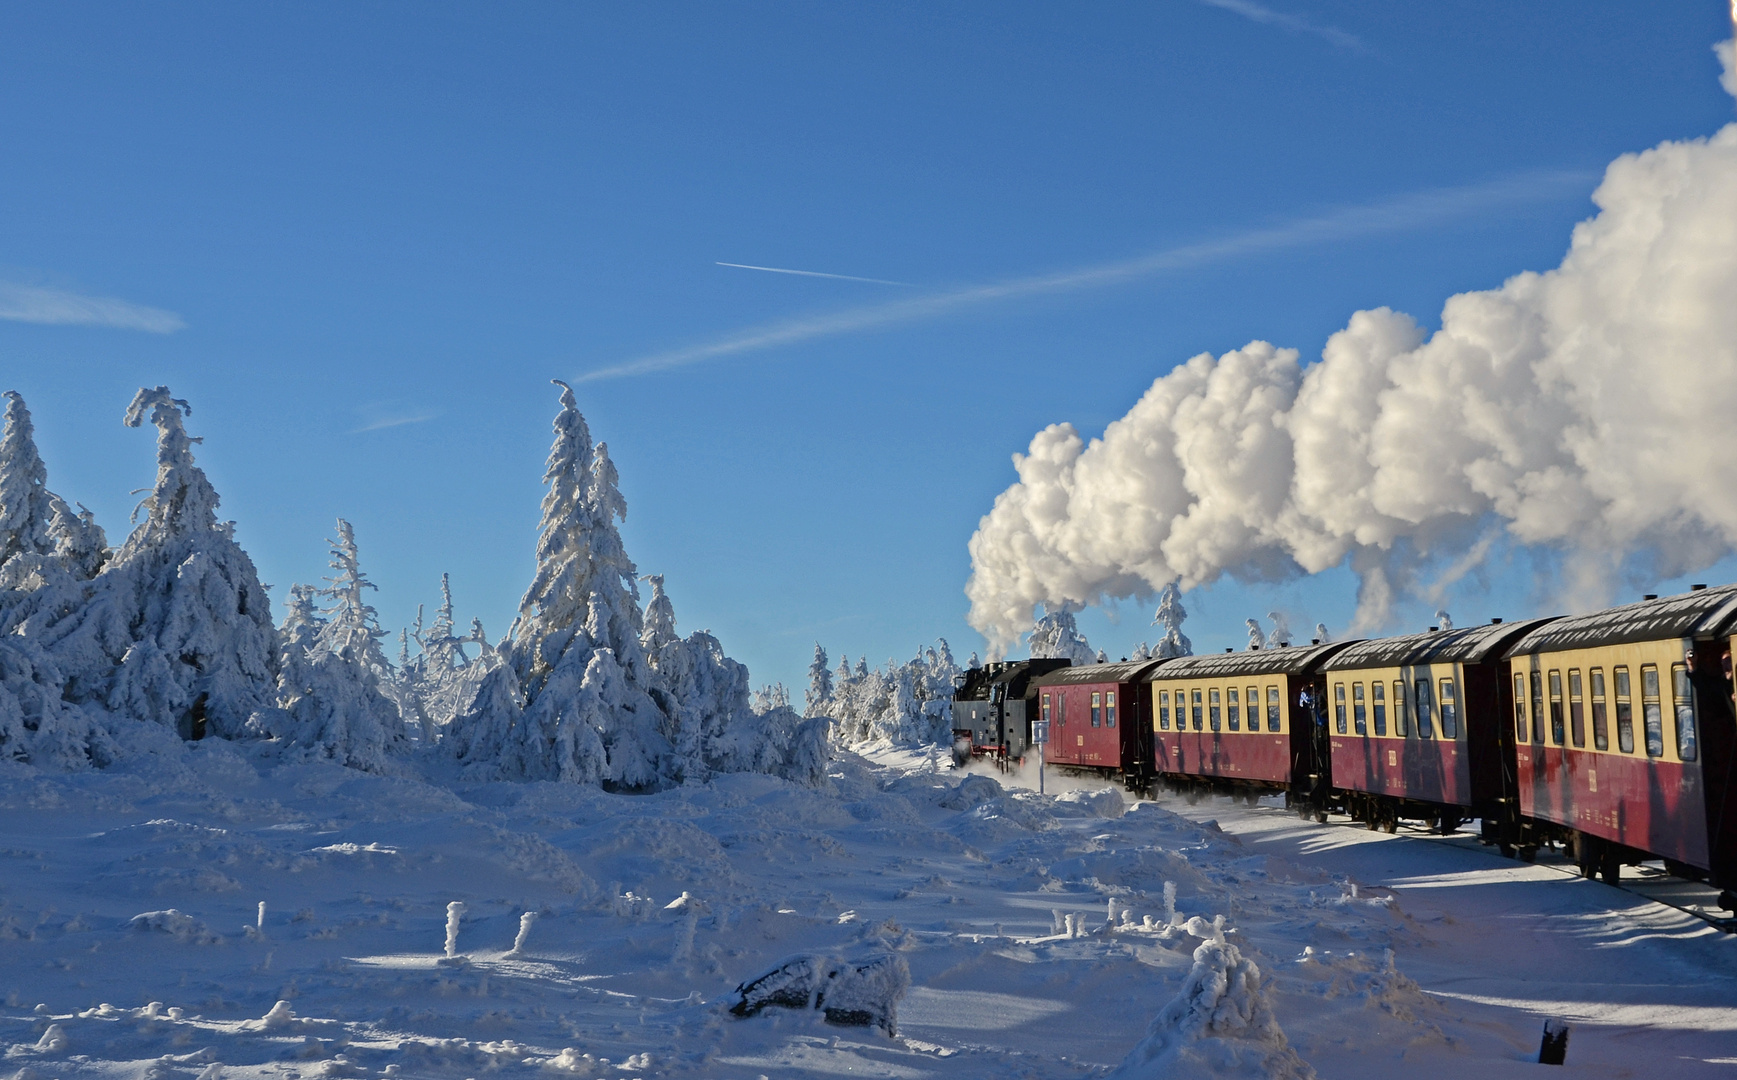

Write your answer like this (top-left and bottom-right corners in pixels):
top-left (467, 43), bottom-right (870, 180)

top-left (1143, 643), bottom-right (1348, 810)
top-left (1320, 619), bottom-right (1552, 840)
top-left (1028, 660), bottom-right (1163, 788)
top-left (1503, 587), bottom-right (1737, 895)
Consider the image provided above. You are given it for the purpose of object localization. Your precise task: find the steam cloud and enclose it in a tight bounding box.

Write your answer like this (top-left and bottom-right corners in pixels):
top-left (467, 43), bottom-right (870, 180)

top-left (966, 45), bottom-right (1737, 655)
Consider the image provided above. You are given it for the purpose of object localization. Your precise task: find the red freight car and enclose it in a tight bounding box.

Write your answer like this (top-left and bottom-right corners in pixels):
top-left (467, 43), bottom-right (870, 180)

top-left (1320, 618), bottom-right (1552, 839)
top-left (1029, 660), bottom-right (1163, 788)
top-left (1143, 643), bottom-right (1348, 811)
top-left (1503, 587), bottom-right (1737, 895)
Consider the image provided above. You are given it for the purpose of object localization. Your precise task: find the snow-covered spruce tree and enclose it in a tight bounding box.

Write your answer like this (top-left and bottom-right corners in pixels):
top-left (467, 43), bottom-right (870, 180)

top-left (1154, 578), bottom-right (1193, 659)
top-left (395, 574), bottom-right (498, 737)
top-left (451, 381), bottom-right (668, 787)
top-left (1028, 603), bottom-right (1096, 664)
top-left (266, 521), bottom-right (405, 769)
top-left (805, 643), bottom-right (833, 717)
top-left (640, 573), bottom-right (677, 654)
top-left (0, 391), bottom-right (107, 627)
top-left (42, 388), bottom-right (277, 740)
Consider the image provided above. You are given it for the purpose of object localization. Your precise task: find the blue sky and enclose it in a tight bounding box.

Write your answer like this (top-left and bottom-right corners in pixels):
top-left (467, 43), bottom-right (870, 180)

top-left (2, 2), bottom-right (1735, 691)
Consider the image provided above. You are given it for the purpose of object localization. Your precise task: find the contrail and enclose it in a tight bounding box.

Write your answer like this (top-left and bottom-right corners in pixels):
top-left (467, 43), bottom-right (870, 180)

top-left (578, 168), bottom-right (1593, 383)
top-left (715, 262), bottom-right (918, 288)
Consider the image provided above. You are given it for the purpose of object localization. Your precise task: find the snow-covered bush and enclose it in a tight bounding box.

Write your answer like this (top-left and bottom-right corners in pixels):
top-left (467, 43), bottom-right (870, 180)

top-left (391, 573), bottom-right (500, 739)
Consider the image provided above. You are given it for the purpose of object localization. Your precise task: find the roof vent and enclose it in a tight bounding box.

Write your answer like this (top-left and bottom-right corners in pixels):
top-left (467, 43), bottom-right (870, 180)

top-left (1644, 594), bottom-right (1658, 601)
top-left (1224, 647), bottom-right (1233, 653)
top-left (1311, 638), bottom-right (1320, 645)
top-left (1692, 583), bottom-right (1708, 591)
top-left (1428, 626), bottom-right (1438, 632)
top-left (1251, 644), bottom-right (1261, 651)
top-left (1491, 617), bottom-right (1503, 624)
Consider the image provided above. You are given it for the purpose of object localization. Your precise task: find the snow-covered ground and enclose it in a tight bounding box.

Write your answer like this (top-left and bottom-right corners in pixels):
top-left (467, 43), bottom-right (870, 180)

top-left (3, 742), bottom-right (1734, 1080)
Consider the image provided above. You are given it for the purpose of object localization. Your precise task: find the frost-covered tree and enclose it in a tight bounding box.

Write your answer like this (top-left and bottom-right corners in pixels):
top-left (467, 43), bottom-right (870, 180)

top-left (42, 388), bottom-right (277, 740)
top-left (394, 574), bottom-right (499, 738)
top-left (1434, 609), bottom-right (1454, 632)
top-left (1267, 611), bottom-right (1291, 648)
top-left (1154, 578), bottom-right (1193, 659)
top-left (1314, 622), bottom-right (1332, 644)
top-left (827, 640), bottom-right (961, 748)
top-left (1028, 603), bottom-right (1095, 665)
top-left (266, 522), bottom-right (405, 770)
top-left (804, 643), bottom-right (833, 717)
top-left (641, 573), bottom-right (677, 654)
top-left (1245, 619), bottom-right (1267, 651)
top-left (1132, 642), bottom-right (1152, 661)
top-left (0, 391), bottom-right (107, 630)
top-left (967, 651), bottom-right (980, 669)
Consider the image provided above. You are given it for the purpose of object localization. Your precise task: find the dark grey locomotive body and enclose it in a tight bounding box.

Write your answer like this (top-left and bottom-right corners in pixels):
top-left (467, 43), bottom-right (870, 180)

top-left (951, 658), bottom-right (1071, 765)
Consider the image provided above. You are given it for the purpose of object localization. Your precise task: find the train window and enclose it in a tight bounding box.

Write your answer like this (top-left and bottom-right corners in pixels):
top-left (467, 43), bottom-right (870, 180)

top-left (1246, 687), bottom-right (1258, 732)
top-left (1091, 691), bottom-right (1102, 728)
top-left (1227, 687), bottom-right (1240, 731)
top-left (1567, 669), bottom-right (1585, 748)
top-left (1548, 671), bottom-right (1565, 746)
top-left (1192, 688), bottom-right (1203, 731)
top-left (1614, 667), bottom-right (1634, 754)
top-left (1671, 664), bottom-right (1698, 762)
top-left (1415, 678), bottom-right (1434, 738)
top-left (1392, 681), bottom-right (1408, 736)
top-left (1372, 681), bottom-right (1387, 736)
top-left (1642, 665), bottom-right (1663, 758)
top-left (1438, 679), bottom-right (1458, 738)
top-left (1513, 672), bottom-right (1528, 742)
top-left (1334, 683), bottom-right (1347, 734)
top-left (1106, 690), bottom-right (1117, 729)
top-left (1267, 686), bottom-right (1282, 732)
top-left (1158, 689), bottom-right (1170, 731)
top-left (1589, 669), bottom-right (1608, 751)
top-left (1209, 688), bottom-right (1222, 732)
top-left (1353, 683), bottom-right (1367, 736)
top-left (1530, 671), bottom-right (1545, 744)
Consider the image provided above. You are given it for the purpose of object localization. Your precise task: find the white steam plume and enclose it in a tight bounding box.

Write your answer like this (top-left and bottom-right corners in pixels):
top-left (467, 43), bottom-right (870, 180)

top-left (967, 52), bottom-right (1737, 655)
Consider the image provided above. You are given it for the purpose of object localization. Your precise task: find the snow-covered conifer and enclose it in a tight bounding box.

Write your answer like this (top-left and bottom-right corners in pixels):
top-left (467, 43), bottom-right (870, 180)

top-left (44, 388), bottom-right (277, 739)
top-left (805, 643), bottom-right (834, 717)
top-left (266, 522), bottom-right (404, 770)
top-left (641, 574), bottom-right (677, 654)
top-left (1314, 622), bottom-right (1331, 644)
top-left (1028, 603), bottom-right (1095, 664)
top-left (1245, 619), bottom-right (1267, 651)
top-left (1154, 579), bottom-right (1193, 659)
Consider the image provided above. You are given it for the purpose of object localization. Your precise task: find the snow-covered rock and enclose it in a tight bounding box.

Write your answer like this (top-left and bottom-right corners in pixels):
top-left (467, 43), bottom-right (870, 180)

top-left (729, 949), bottom-right (910, 1034)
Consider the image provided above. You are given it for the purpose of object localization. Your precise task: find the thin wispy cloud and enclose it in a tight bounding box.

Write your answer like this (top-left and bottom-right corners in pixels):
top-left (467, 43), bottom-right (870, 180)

top-left (716, 262), bottom-right (917, 287)
top-left (1197, 0), bottom-right (1365, 52)
top-left (0, 281), bottom-right (185, 333)
top-left (354, 413), bottom-right (439, 434)
top-left (577, 169), bottom-right (1592, 383)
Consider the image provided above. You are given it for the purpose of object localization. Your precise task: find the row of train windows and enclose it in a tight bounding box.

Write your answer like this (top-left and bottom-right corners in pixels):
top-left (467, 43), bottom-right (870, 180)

top-left (1512, 664), bottom-right (1697, 761)
top-left (1155, 686), bottom-right (1282, 733)
top-left (1332, 678), bottom-right (1457, 739)
top-left (1038, 691), bottom-right (1118, 729)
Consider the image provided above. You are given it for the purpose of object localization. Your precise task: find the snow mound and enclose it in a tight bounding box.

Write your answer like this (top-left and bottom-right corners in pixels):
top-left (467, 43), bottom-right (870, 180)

top-left (729, 949), bottom-right (910, 1034)
top-left (1107, 935), bottom-right (1314, 1080)
top-left (127, 909), bottom-right (219, 944)
top-left (936, 772), bottom-right (1003, 809)
top-left (1053, 786), bottom-right (1126, 818)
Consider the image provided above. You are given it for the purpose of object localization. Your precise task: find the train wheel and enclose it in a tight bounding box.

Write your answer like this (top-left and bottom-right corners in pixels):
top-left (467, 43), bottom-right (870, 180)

top-left (1383, 812), bottom-right (1397, 834)
top-left (1519, 845), bottom-right (1537, 863)
top-left (1600, 852), bottom-right (1621, 886)
top-left (1313, 810), bottom-right (1328, 824)
top-left (1498, 842), bottom-right (1515, 858)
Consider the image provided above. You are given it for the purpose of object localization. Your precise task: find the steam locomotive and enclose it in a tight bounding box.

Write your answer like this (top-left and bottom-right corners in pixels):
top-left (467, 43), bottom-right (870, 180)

top-left (952, 585), bottom-right (1737, 909)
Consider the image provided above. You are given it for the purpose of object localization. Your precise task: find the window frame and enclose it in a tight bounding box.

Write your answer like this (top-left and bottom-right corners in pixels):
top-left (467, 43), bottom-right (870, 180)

top-left (1615, 666), bottom-right (1634, 754)
top-left (1567, 668), bottom-right (1585, 748)
top-left (1106, 689), bottom-right (1117, 729)
top-left (1671, 662), bottom-right (1698, 762)
top-left (1512, 671), bottom-right (1528, 743)
top-left (1392, 680), bottom-right (1408, 737)
top-left (1334, 682), bottom-right (1348, 735)
top-left (1548, 670), bottom-right (1565, 746)
top-left (1209, 687), bottom-right (1222, 732)
top-left (1415, 677), bottom-right (1434, 738)
top-left (1226, 686), bottom-right (1241, 732)
top-left (1157, 688), bottom-right (1169, 731)
top-left (1642, 664), bottom-right (1663, 758)
top-left (1266, 685), bottom-right (1282, 732)
top-left (1191, 688), bottom-right (1203, 731)
top-left (1352, 681), bottom-right (1367, 736)
top-left (1589, 668), bottom-right (1608, 752)
top-left (1438, 677), bottom-right (1458, 739)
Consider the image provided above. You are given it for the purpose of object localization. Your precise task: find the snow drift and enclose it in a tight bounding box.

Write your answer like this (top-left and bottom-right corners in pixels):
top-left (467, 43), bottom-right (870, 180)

top-left (966, 44), bottom-right (1737, 653)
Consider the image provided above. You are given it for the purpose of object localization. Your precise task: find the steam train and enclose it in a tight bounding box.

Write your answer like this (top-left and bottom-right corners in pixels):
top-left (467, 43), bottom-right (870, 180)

top-left (952, 585), bottom-right (1737, 909)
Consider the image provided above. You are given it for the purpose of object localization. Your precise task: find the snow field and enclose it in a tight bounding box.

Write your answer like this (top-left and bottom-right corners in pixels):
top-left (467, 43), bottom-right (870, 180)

top-left (0, 734), bottom-right (1627, 1080)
